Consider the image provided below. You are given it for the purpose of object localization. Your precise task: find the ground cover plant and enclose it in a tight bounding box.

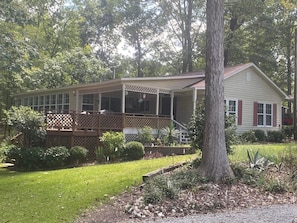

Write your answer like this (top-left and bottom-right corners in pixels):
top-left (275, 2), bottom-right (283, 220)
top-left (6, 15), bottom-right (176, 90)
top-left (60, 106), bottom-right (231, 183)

top-left (119, 143), bottom-right (297, 221)
top-left (0, 154), bottom-right (196, 223)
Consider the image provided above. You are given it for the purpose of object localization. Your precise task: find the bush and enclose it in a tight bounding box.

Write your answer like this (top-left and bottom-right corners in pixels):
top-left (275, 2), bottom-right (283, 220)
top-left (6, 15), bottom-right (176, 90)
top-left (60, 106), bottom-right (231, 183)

top-left (43, 146), bottom-right (70, 168)
top-left (282, 126), bottom-right (294, 139)
top-left (188, 102), bottom-right (205, 150)
top-left (6, 147), bottom-right (45, 170)
top-left (143, 176), bottom-right (178, 204)
top-left (161, 121), bottom-right (179, 146)
top-left (68, 146), bottom-right (88, 165)
top-left (143, 169), bottom-right (208, 205)
top-left (254, 130), bottom-right (266, 142)
top-left (188, 101), bottom-right (237, 154)
top-left (136, 126), bottom-right (154, 145)
top-left (0, 140), bottom-right (15, 162)
top-left (266, 130), bottom-right (285, 143)
top-left (240, 130), bottom-right (257, 143)
top-left (98, 131), bottom-right (124, 162)
top-left (122, 141), bottom-right (144, 160)
top-left (3, 106), bottom-right (46, 148)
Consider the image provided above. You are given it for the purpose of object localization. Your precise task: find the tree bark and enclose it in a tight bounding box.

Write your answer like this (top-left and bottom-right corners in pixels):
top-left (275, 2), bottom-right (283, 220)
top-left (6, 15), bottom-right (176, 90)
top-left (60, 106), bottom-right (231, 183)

top-left (197, 0), bottom-right (234, 182)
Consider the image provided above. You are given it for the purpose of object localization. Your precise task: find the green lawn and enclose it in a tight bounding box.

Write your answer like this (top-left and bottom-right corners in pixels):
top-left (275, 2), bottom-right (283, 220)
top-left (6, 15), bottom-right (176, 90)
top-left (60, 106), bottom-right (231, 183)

top-left (1, 143), bottom-right (295, 223)
top-left (229, 143), bottom-right (297, 163)
top-left (0, 154), bottom-right (196, 223)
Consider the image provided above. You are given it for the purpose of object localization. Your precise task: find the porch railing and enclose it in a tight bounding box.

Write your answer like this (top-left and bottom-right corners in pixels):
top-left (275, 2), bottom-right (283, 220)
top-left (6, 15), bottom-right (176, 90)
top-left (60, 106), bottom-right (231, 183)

top-left (46, 111), bottom-right (171, 132)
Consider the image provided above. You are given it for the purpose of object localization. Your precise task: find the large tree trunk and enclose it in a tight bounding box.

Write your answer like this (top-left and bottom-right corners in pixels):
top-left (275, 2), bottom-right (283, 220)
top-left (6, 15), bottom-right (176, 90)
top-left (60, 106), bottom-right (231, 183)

top-left (197, 0), bottom-right (234, 182)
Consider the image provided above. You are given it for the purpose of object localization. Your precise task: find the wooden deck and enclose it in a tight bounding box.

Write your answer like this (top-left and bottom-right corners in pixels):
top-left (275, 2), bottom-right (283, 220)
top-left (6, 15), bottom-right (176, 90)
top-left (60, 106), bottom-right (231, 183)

top-left (46, 112), bottom-right (171, 160)
top-left (46, 112), bottom-right (171, 132)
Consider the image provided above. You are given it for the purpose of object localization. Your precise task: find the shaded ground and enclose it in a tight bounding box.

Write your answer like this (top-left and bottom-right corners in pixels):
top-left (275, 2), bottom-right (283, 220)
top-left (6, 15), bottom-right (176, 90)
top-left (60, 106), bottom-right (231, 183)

top-left (74, 166), bottom-right (297, 223)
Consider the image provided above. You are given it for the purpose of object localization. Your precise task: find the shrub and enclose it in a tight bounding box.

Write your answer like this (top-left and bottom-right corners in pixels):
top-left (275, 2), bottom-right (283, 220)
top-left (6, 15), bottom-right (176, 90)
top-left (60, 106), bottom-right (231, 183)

top-left (266, 130), bottom-right (285, 143)
top-left (254, 130), bottom-right (266, 142)
top-left (6, 147), bottom-right (44, 170)
top-left (188, 102), bottom-right (205, 150)
top-left (279, 146), bottom-right (297, 169)
top-left (136, 126), bottom-right (154, 145)
top-left (3, 106), bottom-right (46, 148)
top-left (282, 126), bottom-right (294, 139)
top-left (231, 163), bottom-right (262, 187)
top-left (68, 146), bottom-right (88, 165)
top-left (188, 101), bottom-right (237, 154)
top-left (98, 131), bottom-right (124, 161)
top-left (143, 176), bottom-right (178, 204)
top-left (122, 141), bottom-right (144, 160)
top-left (0, 140), bottom-right (15, 162)
top-left (43, 146), bottom-right (70, 168)
top-left (161, 121), bottom-right (180, 146)
top-left (247, 149), bottom-right (272, 170)
top-left (96, 147), bottom-right (106, 163)
top-left (240, 130), bottom-right (257, 143)
top-left (143, 169), bottom-right (208, 205)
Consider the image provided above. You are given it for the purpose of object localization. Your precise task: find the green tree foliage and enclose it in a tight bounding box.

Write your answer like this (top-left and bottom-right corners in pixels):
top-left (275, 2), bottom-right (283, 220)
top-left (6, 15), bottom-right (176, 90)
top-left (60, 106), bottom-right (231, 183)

top-left (32, 47), bottom-right (109, 89)
top-left (3, 106), bottom-right (46, 148)
top-left (1, 0), bottom-right (297, 117)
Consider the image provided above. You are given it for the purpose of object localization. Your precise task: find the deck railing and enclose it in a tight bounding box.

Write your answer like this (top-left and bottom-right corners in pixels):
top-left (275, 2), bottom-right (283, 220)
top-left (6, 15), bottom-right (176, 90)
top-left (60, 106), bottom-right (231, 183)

top-left (46, 111), bottom-right (171, 132)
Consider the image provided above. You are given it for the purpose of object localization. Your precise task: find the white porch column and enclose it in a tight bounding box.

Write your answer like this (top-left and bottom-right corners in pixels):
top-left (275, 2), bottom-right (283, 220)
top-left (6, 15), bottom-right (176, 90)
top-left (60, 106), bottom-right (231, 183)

top-left (75, 90), bottom-right (79, 111)
top-left (98, 93), bottom-right (102, 111)
top-left (122, 84), bottom-right (126, 113)
top-left (170, 92), bottom-right (174, 120)
top-left (193, 88), bottom-right (197, 115)
top-left (156, 89), bottom-right (160, 115)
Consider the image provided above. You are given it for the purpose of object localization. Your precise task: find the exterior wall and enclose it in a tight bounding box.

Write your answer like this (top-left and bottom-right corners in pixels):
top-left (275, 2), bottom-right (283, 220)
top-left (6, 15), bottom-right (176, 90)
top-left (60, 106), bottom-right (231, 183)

top-left (175, 94), bottom-right (193, 126)
top-left (69, 92), bottom-right (77, 111)
top-left (224, 67), bottom-right (283, 134)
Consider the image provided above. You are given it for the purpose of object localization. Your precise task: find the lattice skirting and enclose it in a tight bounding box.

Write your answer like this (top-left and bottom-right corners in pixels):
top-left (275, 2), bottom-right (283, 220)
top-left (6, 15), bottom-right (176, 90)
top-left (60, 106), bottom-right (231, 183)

top-left (46, 135), bottom-right (99, 161)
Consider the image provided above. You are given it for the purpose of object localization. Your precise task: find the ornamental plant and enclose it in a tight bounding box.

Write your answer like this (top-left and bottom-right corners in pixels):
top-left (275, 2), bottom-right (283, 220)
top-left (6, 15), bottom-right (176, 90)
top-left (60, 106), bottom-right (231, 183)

top-left (98, 131), bottom-right (124, 161)
top-left (3, 106), bottom-right (46, 148)
top-left (122, 141), bottom-right (145, 160)
top-left (188, 101), bottom-right (237, 154)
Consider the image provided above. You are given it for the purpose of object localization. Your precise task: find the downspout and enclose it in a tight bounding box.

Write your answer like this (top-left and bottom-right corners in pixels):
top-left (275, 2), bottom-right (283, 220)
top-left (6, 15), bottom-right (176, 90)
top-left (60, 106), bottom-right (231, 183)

top-left (193, 88), bottom-right (197, 115)
top-left (156, 89), bottom-right (160, 115)
top-left (122, 84), bottom-right (126, 113)
top-left (98, 93), bottom-right (102, 112)
top-left (170, 91), bottom-right (174, 120)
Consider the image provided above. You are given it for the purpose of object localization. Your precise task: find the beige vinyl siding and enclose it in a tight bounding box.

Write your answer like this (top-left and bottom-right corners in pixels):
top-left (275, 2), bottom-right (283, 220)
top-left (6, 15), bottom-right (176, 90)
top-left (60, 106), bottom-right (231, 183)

top-left (175, 95), bottom-right (193, 125)
top-left (224, 67), bottom-right (283, 134)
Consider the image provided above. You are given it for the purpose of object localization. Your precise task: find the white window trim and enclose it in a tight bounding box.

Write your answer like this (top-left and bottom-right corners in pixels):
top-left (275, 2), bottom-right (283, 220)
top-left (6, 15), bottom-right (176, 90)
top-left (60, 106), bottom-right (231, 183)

top-left (257, 102), bottom-right (273, 127)
top-left (225, 98), bottom-right (238, 124)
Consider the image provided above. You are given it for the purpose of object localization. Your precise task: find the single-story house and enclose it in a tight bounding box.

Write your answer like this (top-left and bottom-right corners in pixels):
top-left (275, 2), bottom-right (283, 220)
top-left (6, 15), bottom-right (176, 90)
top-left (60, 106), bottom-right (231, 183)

top-left (14, 63), bottom-right (288, 155)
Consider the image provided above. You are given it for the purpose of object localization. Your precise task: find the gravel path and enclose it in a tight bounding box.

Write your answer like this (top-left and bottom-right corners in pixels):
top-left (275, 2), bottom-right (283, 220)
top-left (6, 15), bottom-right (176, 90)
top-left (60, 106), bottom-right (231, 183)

top-left (141, 204), bottom-right (297, 223)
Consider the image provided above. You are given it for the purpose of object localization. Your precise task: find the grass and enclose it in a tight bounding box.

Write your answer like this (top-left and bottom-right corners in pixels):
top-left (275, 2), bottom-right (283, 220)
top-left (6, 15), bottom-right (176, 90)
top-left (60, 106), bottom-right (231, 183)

top-left (0, 154), bottom-right (196, 223)
top-left (229, 143), bottom-right (296, 162)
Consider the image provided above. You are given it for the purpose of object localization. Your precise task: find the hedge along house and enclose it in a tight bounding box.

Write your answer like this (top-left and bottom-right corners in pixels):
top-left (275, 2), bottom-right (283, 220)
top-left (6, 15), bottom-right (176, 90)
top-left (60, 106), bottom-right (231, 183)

top-left (14, 63), bottom-right (288, 159)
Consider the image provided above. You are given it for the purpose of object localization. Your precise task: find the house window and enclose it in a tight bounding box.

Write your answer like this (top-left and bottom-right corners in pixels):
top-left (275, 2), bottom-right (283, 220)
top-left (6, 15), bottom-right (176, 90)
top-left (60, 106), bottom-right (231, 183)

top-left (257, 103), bottom-right (272, 126)
top-left (82, 94), bottom-right (94, 112)
top-left (224, 99), bottom-right (240, 125)
top-left (225, 99), bottom-right (237, 116)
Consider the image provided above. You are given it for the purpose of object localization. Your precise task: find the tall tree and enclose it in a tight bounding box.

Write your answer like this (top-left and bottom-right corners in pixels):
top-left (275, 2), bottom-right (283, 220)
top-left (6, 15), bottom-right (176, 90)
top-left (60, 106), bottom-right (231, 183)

top-left (156, 0), bottom-right (206, 73)
top-left (119, 0), bottom-right (164, 77)
top-left (197, 0), bottom-right (234, 182)
top-left (0, 0), bottom-right (38, 115)
top-left (32, 47), bottom-right (109, 89)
